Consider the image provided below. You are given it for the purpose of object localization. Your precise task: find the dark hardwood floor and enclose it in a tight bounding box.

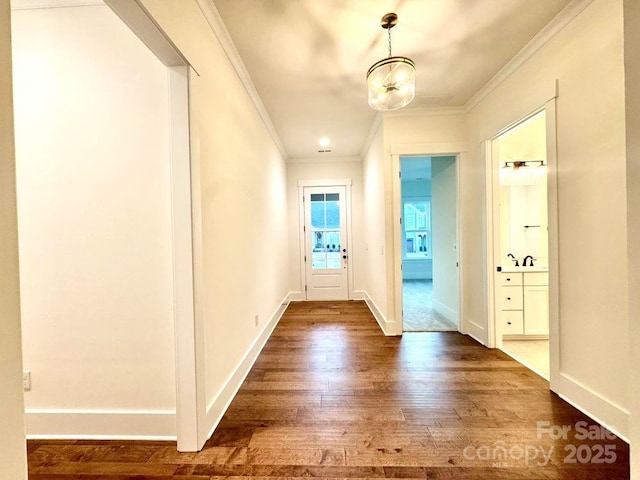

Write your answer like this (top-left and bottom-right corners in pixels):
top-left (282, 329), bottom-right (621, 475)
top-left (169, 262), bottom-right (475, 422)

top-left (27, 300), bottom-right (629, 479)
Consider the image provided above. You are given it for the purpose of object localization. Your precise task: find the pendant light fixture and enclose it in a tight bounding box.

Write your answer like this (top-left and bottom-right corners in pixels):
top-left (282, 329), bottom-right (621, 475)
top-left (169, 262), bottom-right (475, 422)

top-left (367, 12), bottom-right (416, 111)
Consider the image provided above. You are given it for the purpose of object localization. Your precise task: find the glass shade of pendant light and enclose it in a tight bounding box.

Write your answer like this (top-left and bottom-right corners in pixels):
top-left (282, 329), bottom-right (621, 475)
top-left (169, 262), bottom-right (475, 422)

top-left (367, 13), bottom-right (416, 111)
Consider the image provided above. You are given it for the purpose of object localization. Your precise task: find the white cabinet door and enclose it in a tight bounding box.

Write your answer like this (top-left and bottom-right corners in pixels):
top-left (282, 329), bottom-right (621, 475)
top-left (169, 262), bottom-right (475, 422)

top-left (524, 285), bottom-right (549, 335)
top-left (524, 272), bottom-right (548, 286)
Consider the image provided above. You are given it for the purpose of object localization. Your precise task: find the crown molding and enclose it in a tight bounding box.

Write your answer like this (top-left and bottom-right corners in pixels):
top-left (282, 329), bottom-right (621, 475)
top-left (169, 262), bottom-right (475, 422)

top-left (382, 106), bottom-right (467, 118)
top-left (287, 155), bottom-right (362, 165)
top-left (11, 0), bottom-right (103, 9)
top-left (465, 0), bottom-right (596, 112)
top-left (195, 0), bottom-right (288, 160)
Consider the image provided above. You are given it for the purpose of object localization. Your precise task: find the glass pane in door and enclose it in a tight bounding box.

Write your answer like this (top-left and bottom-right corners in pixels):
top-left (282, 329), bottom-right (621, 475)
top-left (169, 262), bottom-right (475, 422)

top-left (310, 193), bottom-right (341, 269)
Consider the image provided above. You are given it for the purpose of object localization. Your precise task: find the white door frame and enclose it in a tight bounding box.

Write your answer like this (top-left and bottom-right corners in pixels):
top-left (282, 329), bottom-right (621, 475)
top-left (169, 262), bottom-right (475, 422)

top-left (297, 179), bottom-right (354, 300)
top-left (104, 0), bottom-right (203, 451)
top-left (484, 99), bottom-right (560, 388)
top-left (391, 144), bottom-right (467, 336)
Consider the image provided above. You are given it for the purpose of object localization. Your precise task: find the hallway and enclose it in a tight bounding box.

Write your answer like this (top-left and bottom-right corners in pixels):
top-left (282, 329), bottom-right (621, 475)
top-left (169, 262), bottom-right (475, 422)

top-left (402, 280), bottom-right (457, 331)
top-left (26, 301), bottom-right (629, 479)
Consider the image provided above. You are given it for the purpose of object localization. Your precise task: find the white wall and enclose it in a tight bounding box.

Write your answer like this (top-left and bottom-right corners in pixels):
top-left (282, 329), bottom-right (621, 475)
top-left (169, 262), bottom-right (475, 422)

top-left (624, 0), bottom-right (640, 473)
top-left (498, 111), bottom-right (546, 162)
top-left (431, 156), bottom-right (458, 323)
top-left (286, 158), bottom-right (364, 299)
top-left (361, 113), bottom-right (466, 333)
top-left (497, 112), bottom-right (548, 266)
top-left (402, 180), bottom-right (432, 196)
top-left (500, 184), bottom-right (548, 265)
top-left (383, 114), bottom-right (467, 147)
top-left (136, 0), bottom-right (290, 447)
top-left (467, 0), bottom-right (629, 437)
top-left (12, 5), bottom-right (176, 437)
top-left (0, 0), bottom-right (27, 477)
top-left (362, 121), bottom-right (391, 328)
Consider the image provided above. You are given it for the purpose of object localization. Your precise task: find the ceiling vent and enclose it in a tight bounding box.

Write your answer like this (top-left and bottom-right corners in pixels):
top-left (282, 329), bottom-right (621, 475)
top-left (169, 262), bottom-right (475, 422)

top-left (318, 149), bottom-right (332, 153)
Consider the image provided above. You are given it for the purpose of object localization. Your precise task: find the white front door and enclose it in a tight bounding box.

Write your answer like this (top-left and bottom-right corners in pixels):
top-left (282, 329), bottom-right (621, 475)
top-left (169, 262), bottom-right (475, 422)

top-left (304, 186), bottom-right (349, 300)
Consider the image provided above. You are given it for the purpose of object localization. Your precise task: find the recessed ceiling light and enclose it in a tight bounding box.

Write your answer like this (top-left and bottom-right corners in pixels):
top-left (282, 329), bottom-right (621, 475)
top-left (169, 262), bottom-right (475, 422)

top-left (319, 137), bottom-right (330, 148)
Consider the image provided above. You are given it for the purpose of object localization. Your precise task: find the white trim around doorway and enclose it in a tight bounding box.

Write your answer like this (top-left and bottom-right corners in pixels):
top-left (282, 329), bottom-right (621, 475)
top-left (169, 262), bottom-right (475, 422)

top-left (295, 179), bottom-right (354, 301)
top-left (103, 1), bottom-right (203, 452)
top-left (484, 100), bottom-right (559, 383)
top-left (391, 143), bottom-right (467, 337)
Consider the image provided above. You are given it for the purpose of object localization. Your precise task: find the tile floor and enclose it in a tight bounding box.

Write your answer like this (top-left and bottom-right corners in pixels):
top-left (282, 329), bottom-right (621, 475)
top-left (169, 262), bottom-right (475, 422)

top-left (502, 339), bottom-right (550, 379)
top-left (402, 279), bottom-right (457, 332)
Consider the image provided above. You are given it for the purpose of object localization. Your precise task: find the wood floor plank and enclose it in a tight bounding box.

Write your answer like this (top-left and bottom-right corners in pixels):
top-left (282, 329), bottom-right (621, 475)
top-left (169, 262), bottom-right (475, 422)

top-left (27, 300), bottom-right (629, 479)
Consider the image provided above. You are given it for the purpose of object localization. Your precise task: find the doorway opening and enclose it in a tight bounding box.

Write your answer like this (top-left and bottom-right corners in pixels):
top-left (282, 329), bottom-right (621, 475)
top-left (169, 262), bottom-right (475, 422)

top-left (400, 156), bottom-right (459, 332)
top-left (490, 110), bottom-right (550, 379)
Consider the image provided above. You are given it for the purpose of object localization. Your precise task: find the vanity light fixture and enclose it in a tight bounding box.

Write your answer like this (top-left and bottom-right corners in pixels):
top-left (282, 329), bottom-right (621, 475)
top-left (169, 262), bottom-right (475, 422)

top-left (366, 13), bottom-right (416, 111)
top-left (317, 137), bottom-right (332, 153)
top-left (501, 160), bottom-right (547, 185)
top-left (502, 160), bottom-right (545, 169)
top-left (502, 160), bottom-right (547, 178)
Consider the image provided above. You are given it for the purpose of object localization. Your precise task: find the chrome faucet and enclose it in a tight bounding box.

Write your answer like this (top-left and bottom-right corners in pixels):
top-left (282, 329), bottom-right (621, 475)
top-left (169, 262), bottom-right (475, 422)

top-left (507, 253), bottom-right (519, 266)
top-left (523, 255), bottom-right (535, 267)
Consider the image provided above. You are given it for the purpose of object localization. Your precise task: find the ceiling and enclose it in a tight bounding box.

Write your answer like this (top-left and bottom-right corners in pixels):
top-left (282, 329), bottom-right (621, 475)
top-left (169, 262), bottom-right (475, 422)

top-left (499, 110), bottom-right (547, 162)
top-left (212, 0), bottom-right (571, 160)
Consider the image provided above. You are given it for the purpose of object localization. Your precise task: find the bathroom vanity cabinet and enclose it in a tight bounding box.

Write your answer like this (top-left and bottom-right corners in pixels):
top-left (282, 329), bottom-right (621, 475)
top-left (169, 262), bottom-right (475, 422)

top-left (500, 271), bottom-right (549, 337)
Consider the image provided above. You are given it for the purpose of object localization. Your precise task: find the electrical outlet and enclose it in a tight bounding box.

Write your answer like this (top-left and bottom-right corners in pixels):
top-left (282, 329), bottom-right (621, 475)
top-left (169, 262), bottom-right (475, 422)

top-left (23, 371), bottom-right (31, 391)
top-left (254, 314), bottom-right (259, 326)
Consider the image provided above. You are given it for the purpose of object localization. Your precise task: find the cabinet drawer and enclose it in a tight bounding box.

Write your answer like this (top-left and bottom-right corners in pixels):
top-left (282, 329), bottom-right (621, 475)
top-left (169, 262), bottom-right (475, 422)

top-left (501, 273), bottom-right (523, 286)
top-left (524, 272), bottom-right (549, 286)
top-left (502, 310), bottom-right (524, 335)
top-left (500, 286), bottom-right (523, 310)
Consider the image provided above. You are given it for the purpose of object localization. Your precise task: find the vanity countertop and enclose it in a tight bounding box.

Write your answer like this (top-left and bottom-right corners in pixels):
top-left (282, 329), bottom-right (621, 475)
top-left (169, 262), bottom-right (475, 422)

top-left (500, 266), bottom-right (549, 273)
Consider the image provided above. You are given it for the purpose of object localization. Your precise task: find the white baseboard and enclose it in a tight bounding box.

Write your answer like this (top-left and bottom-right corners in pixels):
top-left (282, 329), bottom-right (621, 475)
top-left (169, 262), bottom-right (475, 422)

top-left (402, 274), bottom-right (433, 280)
top-left (465, 318), bottom-right (487, 346)
top-left (203, 293), bottom-right (290, 441)
top-left (556, 372), bottom-right (629, 443)
top-left (288, 291), bottom-right (304, 301)
top-left (432, 299), bottom-right (458, 324)
top-left (363, 292), bottom-right (401, 336)
top-left (25, 410), bottom-right (176, 440)
top-left (352, 290), bottom-right (366, 300)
